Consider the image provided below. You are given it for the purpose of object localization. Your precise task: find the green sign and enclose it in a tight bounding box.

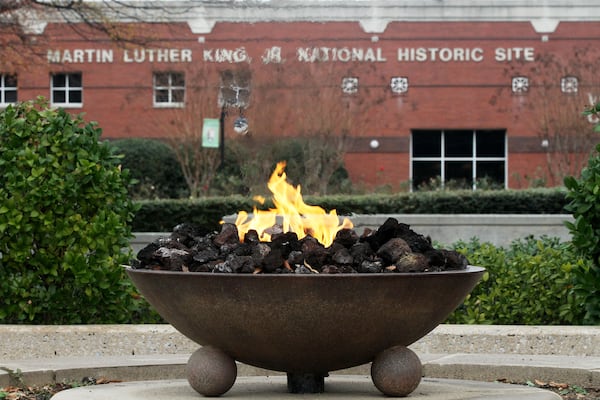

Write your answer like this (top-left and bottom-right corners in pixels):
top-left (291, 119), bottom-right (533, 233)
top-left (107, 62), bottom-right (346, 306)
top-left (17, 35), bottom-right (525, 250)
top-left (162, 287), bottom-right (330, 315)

top-left (202, 118), bottom-right (220, 148)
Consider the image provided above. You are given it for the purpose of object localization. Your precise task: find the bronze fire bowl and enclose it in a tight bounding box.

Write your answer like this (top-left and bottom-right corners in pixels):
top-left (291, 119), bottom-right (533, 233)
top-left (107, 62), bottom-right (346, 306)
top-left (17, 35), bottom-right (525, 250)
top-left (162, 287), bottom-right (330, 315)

top-left (127, 266), bottom-right (483, 377)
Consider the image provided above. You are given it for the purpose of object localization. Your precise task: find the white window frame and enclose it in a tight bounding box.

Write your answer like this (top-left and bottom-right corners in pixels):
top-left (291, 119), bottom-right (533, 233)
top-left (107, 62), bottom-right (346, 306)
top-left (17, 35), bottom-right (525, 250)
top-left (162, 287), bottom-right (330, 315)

top-left (153, 72), bottom-right (185, 108)
top-left (51, 72), bottom-right (83, 108)
top-left (410, 129), bottom-right (507, 191)
top-left (0, 74), bottom-right (17, 107)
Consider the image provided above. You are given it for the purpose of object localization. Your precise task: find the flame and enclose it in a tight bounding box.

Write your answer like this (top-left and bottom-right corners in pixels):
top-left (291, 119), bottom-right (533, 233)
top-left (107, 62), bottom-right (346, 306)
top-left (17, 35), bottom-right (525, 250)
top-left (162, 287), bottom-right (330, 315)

top-left (235, 161), bottom-right (353, 247)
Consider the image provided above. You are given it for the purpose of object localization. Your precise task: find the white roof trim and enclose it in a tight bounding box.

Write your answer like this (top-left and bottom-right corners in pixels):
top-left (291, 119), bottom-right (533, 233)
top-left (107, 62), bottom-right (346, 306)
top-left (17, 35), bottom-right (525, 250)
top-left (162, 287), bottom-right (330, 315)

top-left (530, 19), bottom-right (561, 33)
top-left (28, 1), bottom-right (600, 35)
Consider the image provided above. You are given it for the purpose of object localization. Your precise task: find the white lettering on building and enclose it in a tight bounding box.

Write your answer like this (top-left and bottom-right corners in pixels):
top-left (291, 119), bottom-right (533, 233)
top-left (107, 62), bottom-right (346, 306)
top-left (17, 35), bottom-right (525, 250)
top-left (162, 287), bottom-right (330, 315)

top-left (261, 46), bottom-right (284, 64)
top-left (297, 47), bottom-right (387, 63)
top-left (123, 48), bottom-right (192, 63)
top-left (46, 46), bottom-right (538, 65)
top-left (47, 49), bottom-right (114, 63)
top-left (203, 47), bottom-right (250, 63)
top-left (397, 47), bottom-right (484, 62)
top-left (494, 47), bottom-right (535, 62)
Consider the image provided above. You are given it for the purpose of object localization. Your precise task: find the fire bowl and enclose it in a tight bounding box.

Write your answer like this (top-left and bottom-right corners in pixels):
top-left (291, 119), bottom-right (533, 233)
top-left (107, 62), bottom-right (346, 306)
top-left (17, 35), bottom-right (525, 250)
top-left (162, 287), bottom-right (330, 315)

top-left (126, 266), bottom-right (484, 396)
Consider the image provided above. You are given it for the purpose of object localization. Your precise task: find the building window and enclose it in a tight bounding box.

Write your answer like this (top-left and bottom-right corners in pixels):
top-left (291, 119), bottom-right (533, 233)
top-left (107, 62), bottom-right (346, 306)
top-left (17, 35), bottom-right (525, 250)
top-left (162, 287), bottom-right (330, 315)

top-left (561, 76), bottom-right (578, 94)
top-left (153, 72), bottom-right (185, 107)
top-left (390, 77), bottom-right (409, 94)
top-left (511, 76), bottom-right (529, 93)
top-left (341, 77), bottom-right (359, 94)
top-left (411, 129), bottom-right (506, 191)
top-left (51, 72), bottom-right (82, 107)
top-left (219, 69), bottom-right (250, 108)
top-left (0, 74), bottom-right (17, 106)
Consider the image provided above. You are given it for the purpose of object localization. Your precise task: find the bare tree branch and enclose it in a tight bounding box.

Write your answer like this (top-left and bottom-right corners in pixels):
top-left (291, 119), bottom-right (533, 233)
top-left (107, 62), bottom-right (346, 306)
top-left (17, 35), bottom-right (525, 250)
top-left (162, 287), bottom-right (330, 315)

top-left (0, 0), bottom-right (191, 69)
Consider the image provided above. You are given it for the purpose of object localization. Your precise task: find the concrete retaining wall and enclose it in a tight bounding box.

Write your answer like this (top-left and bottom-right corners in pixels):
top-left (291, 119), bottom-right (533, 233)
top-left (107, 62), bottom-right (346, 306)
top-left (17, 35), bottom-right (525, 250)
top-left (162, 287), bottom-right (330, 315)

top-left (132, 214), bottom-right (573, 253)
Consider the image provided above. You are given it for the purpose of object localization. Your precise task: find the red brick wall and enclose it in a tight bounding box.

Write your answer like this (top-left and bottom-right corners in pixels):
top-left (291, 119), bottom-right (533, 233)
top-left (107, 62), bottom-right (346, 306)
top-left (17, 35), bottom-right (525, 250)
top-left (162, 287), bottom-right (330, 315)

top-left (11, 20), bottom-right (600, 189)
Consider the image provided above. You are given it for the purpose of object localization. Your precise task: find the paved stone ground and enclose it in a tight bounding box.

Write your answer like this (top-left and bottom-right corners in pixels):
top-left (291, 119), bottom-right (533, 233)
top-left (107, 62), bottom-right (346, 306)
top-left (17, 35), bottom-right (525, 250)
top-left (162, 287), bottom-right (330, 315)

top-left (1, 325), bottom-right (599, 399)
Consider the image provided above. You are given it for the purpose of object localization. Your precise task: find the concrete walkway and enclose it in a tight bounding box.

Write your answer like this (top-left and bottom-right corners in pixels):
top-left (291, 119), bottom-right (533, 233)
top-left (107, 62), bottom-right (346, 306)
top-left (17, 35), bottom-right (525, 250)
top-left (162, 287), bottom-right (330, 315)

top-left (1, 324), bottom-right (598, 398)
top-left (2, 352), bottom-right (600, 389)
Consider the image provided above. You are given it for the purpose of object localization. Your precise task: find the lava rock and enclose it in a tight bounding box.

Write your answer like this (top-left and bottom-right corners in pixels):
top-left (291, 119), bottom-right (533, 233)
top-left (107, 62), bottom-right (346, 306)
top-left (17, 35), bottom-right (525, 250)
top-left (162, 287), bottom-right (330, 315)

top-left (134, 217), bottom-right (470, 275)
top-left (171, 223), bottom-right (203, 248)
top-left (213, 223), bottom-right (240, 247)
top-left (301, 237), bottom-right (329, 269)
top-left (154, 247), bottom-right (191, 271)
top-left (225, 255), bottom-right (255, 273)
top-left (332, 247), bottom-right (353, 265)
top-left (359, 259), bottom-right (384, 273)
top-left (395, 253), bottom-right (429, 273)
top-left (376, 238), bottom-right (411, 264)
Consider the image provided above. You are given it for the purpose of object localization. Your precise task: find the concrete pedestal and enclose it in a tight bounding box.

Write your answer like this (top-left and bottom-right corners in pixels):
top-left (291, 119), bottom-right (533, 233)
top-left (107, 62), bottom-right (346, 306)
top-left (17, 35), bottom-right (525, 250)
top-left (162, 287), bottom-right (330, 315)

top-left (51, 376), bottom-right (561, 400)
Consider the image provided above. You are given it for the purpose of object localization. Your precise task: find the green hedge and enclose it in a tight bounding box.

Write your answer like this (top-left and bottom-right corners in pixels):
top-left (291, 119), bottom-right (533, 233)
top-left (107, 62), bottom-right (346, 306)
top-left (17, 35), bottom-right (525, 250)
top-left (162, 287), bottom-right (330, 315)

top-left (448, 236), bottom-right (591, 325)
top-left (132, 197), bottom-right (256, 232)
top-left (131, 188), bottom-right (569, 232)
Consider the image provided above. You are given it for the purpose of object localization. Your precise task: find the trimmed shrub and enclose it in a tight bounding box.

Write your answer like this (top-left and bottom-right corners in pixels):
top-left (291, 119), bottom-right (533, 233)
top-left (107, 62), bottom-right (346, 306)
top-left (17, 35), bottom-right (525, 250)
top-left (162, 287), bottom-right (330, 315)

top-left (0, 98), bottom-right (156, 324)
top-left (448, 236), bottom-right (589, 325)
top-left (133, 197), bottom-right (256, 232)
top-left (111, 138), bottom-right (188, 199)
top-left (131, 189), bottom-right (569, 232)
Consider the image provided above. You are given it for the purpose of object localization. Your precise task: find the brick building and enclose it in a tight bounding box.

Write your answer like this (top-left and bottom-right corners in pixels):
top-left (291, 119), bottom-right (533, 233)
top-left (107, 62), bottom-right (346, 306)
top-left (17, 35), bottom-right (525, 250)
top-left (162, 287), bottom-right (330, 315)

top-left (2, 1), bottom-right (600, 190)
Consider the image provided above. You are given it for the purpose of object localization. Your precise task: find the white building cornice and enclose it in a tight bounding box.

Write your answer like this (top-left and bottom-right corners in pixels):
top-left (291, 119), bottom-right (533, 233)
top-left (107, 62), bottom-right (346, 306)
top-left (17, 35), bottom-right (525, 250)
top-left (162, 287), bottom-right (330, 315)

top-left (34, 1), bottom-right (600, 34)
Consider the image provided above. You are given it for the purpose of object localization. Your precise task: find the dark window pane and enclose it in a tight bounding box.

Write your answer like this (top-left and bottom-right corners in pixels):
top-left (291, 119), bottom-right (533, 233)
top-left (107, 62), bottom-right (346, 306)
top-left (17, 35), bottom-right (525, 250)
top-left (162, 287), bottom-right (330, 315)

top-left (412, 130), bottom-right (441, 157)
top-left (172, 73), bottom-right (185, 86)
top-left (5, 90), bottom-right (17, 102)
top-left (237, 89), bottom-right (250, 106)
top-left (5, 75), bottom-right (17, 87)
top-left (477, 161), bottom-right (505, 184)
top-left (220, 87), bottom-right (238, 105)
top-left (53, 90), bottom-right (66, 103)
top-left (53, 74), bottom-right (66, 87)
top-left (69, 90), bottom-right (82, 103)
top-left (220, 69), bottom-right (234, 86)
top-left (172, 89), bottom-right (185, 102)
top-left (413, 161), bottom-right (441, 189)
top-left (477, 130), bottom-right (506, 157)
top-left (155, 89), bottom-right (169, 102)
top-left (69, 73), bottom-right (82, 87)
top-left (445, 130), bottom-right (473, 157)
top-left (154, 73), bottom-right (169, 86)
top-left (445, 161), bottom-right (472, 182)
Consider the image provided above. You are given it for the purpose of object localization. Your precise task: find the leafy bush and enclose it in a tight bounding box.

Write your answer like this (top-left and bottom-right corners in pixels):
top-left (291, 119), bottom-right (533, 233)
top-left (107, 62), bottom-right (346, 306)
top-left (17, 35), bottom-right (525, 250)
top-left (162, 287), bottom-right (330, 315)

top-left (562, 102), bottom-right (600, 324)
top-left (0, 98), bottom-right (156, 324)
top-left (111, 138), bottom-right (188, 199)
top-left (564, 158), bottom-right (600, 324)
top-left (448, 236), bottom-right (590, 325)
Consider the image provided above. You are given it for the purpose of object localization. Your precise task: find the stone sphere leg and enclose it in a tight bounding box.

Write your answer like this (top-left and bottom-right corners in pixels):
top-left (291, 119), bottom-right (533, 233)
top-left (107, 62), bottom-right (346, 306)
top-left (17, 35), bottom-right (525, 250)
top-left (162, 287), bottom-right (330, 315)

top-left (186, 346), bottom-right (237, 397)
top-left (371, 345), bottom-right (422, 397)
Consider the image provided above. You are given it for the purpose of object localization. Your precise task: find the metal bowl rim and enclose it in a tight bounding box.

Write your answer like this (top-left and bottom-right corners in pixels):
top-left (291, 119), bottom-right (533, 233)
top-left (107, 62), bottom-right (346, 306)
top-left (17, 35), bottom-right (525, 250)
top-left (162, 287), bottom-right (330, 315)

top-left (125, 265), bottom-right (485, 277)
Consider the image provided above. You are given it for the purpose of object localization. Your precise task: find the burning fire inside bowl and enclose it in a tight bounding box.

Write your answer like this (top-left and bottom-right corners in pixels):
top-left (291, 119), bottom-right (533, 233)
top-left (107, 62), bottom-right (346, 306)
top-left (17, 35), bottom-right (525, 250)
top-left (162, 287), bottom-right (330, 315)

top-left (128, 161), bottom-right (483, 397)
top-left (235, 161), bottom-right (353, 247)
top-left (134, 161), bottom-right (468, 274)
